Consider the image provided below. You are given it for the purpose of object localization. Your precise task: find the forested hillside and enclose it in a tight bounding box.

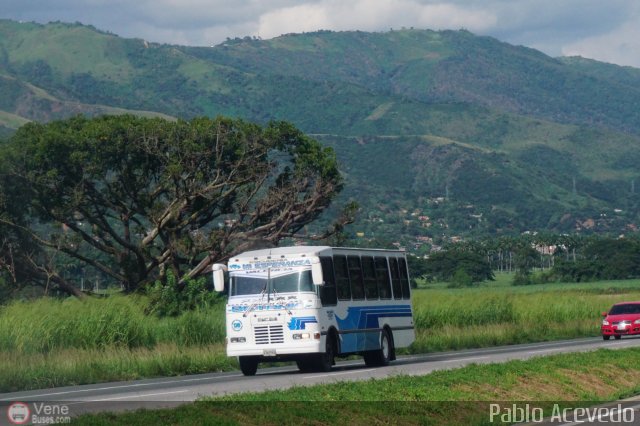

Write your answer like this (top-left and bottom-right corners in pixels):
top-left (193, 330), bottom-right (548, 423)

top-left (2, 20), bottom-right (640, 248)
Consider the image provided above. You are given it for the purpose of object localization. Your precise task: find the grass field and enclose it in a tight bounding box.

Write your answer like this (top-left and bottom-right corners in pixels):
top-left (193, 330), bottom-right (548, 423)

top-left (1, 274), bottom-right (639, 392)
top-left (0, 295), bottom-right (230, 392)
top-left (73, 347), bottom-right (640, 425)
top-left (410, 273), bottom-right (640, 353)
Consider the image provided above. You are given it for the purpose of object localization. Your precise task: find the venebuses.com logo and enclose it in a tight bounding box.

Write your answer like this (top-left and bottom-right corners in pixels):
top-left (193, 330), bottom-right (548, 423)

top-left (5, 401), bottom-right (72, 425)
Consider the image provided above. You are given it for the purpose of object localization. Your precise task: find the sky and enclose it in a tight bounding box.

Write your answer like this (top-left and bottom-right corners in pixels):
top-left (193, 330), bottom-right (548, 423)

top-left (3, 0), bottom-right (640, 68)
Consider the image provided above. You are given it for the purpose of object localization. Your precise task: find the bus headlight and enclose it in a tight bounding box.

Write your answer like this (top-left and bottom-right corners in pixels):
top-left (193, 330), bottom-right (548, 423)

top-left (230, 337), bottom-right (246, 343)
top-left (292, 333), bottom-right (321, 340)
top-left (292, 333), bottom-right (311, 340)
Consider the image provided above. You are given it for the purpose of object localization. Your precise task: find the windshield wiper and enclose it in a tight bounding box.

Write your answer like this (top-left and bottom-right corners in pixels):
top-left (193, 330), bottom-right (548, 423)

top-left (243, 283), bottom-right (267, 318)
top-left (270, 286), bottom-right (293, 316)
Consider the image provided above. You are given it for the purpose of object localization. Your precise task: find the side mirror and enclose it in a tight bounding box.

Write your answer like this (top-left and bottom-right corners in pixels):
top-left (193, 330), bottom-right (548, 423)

top-left (311, 259), bottom-right (324, 286)
top-left (212, 264), bottom-right (227, 292)
top-left (601, 311), bottom-right (608, 317)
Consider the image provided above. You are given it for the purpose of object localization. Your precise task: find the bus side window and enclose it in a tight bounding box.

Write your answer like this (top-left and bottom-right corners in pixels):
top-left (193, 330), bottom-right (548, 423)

top-left (389, 257), bottom-right (402, 299)
top-left (361, 256), bottom-right (378, 300)
top-left (348, 255), bottom-right (365, 300)
top-left (319, 256), bottom-right (337, 306)
top-left (399, 257), bottom-right (410, 299)
top-left (375, 257), bottom-right (391, 299)
top-left (334, 255), bottom-right (351, 300)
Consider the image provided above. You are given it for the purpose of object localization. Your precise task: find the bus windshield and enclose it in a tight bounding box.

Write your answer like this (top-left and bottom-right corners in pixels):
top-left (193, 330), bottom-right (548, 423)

top-left (230, 270), bottom-right (314, 296)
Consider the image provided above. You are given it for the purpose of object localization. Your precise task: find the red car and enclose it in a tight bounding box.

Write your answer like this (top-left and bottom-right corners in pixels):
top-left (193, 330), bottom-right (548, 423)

top-left (601, 301), bottom-right (640, 340)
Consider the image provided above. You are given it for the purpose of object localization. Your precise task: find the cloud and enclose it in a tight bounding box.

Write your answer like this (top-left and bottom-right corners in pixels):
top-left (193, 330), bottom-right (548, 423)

top-left (561, 15), bottom-right (640, 67)
top-left (481, 0), bottom-right (635, 59)
top-left (256, 0), bottom-right (497, 39)
top-left (2, 0), bottom-right (275, 45)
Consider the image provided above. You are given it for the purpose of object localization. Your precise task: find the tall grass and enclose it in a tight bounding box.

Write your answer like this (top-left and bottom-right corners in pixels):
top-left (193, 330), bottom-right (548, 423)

top-left (0, 295), bottom-right (225, 354)
top-left (409, 277), bottom-right (640, 353)
top-left (413, 294), bottom-right (515, 328)
top-left (0, 343), bottom-right (234, 392)
top-left (0, 295), bottom-right (229, 392)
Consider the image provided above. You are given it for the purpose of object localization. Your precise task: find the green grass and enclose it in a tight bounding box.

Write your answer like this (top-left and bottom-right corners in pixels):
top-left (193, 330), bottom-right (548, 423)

top-left (2, 275), bottom-right (639, 393)
top-left (2, 21), bottom-right (134, 79)
top-left (72, 348), bottom-right (640, 425)
top-left (0, 295), bottom-right (225, 354)
top-left (0, 343), bottom-right (235, 392)
top-left (0, 295), bottom-right (229, 392)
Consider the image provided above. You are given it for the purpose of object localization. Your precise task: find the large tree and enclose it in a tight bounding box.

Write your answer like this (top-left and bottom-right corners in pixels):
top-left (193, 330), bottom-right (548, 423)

top-left (0, 115), bottom-right (350, 295)
top-left (423, 249), bottom-right (494, 284)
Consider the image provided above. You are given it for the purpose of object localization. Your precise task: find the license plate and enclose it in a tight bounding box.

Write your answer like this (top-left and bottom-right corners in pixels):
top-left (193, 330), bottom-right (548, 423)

top-left (617, 324), bottom-right (628, 330)
top-left (263, 349), bottom-right (276, 356)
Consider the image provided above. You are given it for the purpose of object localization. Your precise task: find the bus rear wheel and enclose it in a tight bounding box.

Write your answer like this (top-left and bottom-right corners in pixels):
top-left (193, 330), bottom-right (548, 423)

top-left (364, 329), bottom-right (392, 367)
top-left (238, 356), bottom-right (259, 376)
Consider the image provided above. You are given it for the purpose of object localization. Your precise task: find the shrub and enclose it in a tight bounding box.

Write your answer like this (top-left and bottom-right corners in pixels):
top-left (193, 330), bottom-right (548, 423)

top-left (146, 271), bottom-right (220, 317)
top-left (512, 270), bottom-right (532, 286)
top-left (529, 269), bottom-right (556, 285)
top-left (447, 268), bottom-right (475, 288)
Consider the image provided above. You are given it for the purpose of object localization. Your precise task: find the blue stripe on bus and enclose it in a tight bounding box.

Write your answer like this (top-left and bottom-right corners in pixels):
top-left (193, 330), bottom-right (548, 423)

top-left (287, 316), bottom-right (318, 330)
top-left (335, 305), bottom-right (412, 353)
top-left (335, 305), bottom-right (412, 329)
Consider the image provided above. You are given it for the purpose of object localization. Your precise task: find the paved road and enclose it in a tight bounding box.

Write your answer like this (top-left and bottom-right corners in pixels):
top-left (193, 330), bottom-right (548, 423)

top-left (1, 336), bottom-right (640, 419)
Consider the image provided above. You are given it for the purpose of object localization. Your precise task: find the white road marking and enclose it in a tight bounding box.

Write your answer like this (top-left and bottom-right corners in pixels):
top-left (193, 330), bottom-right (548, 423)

top-left (304, 368), bottom-right (377, 379)
top-left (442, 356), bottom-right (490, 363)
top-left (0, 374), bottom-right (242, 400)
top-left (66, 390), bottom-right (191, 403)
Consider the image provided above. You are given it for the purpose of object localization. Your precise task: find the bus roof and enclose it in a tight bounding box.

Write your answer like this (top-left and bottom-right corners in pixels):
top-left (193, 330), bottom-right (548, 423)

top-left (229, 246), bottom-right (405, 263)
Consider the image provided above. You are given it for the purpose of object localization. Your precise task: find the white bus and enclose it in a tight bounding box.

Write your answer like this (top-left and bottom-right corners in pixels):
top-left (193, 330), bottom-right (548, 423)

top-left (212, 246), bottom-right (415, 376)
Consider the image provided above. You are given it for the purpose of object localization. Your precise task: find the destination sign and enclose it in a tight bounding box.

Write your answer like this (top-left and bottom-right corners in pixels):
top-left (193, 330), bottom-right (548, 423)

top-left (228, 258), bottom-right (312, 271)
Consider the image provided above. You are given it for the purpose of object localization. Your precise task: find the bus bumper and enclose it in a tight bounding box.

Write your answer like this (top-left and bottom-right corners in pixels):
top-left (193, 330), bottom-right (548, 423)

top-left (227, 338), bottom-right (324, 358)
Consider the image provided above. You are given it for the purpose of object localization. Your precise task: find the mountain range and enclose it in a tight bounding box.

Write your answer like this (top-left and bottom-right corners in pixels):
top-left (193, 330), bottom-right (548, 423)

top-left (2, 19), bottom-right (640, 249)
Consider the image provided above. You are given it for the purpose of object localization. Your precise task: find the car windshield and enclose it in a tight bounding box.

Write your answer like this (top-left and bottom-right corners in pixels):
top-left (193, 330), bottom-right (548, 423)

top-left (230, 270), bottom-right (314, 296)
top-left (609, 304), bottom-right (640, 315)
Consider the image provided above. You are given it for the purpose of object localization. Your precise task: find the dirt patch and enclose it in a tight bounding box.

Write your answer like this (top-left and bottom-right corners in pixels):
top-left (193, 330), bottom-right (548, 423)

top-left (558, 367), bottom-right (640, 398)
top-left (452, 367), bottom-right (640, 401)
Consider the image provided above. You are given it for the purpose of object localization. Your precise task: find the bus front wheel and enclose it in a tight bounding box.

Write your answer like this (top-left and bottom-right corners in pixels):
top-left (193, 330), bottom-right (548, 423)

top-left (238, 356), bottom-right (259, 376)
top-left (316, 334), bottom-right (335, 372)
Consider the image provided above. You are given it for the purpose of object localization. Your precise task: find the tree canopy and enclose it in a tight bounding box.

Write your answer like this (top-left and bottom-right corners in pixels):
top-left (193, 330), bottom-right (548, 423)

top-left (0, 115), bottom-right (349, 296)
top-left (423, 249), bottom-right (494, 284)
top-left (553, 238), bottom-right (640, 282)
